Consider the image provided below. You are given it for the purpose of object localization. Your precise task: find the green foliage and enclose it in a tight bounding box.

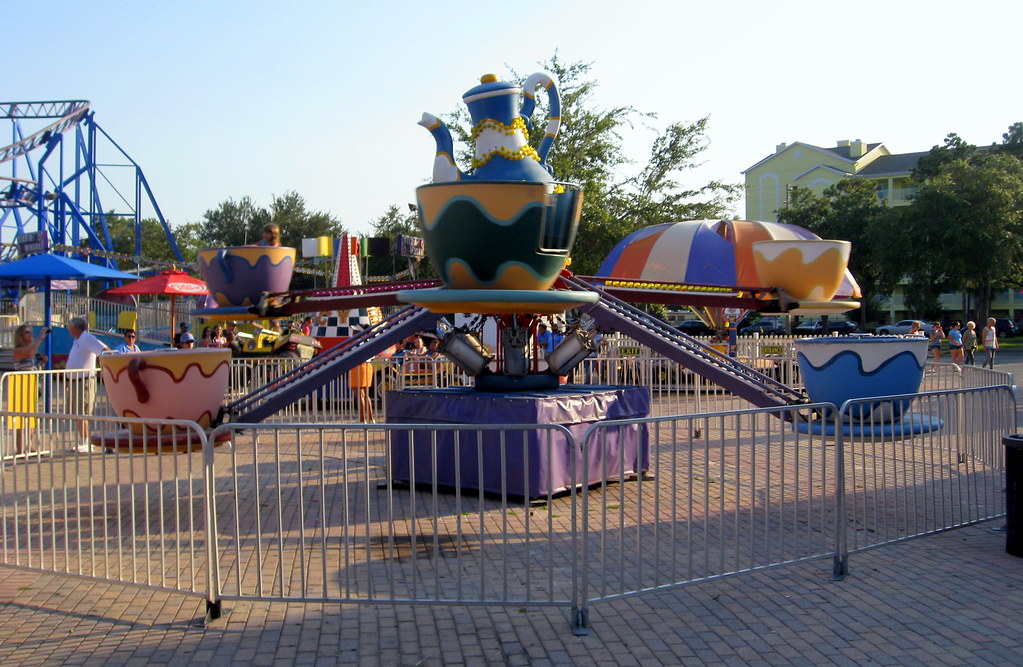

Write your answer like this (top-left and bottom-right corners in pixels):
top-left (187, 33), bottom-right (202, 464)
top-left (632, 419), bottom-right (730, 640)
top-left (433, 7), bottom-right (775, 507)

top-left (193, 196), bottom-right (270, 248)
top-left (365, 205), bottom-right (435, 281)
top-left (188, 191), bottom-right (346, 290)
top-left (98, 215), bottom-right (191, 266)
top-left (777, 180), bottom-right (895, 324)
top-left (442, 54), bottom-right (739, 275)
top-left (782, 123), bottom-right (1023, 324)
top-left (905, 151), bottom-right (1023, 320)
top-left (913, 132), bottom-right (980, 178)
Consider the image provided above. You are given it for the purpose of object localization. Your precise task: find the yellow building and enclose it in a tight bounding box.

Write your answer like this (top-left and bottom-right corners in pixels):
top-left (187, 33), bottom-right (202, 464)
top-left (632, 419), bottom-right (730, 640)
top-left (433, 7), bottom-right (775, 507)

top-left (743, 139), bottom-right (929, 221)
top-left (744, 139), bottom-right (1022, 322)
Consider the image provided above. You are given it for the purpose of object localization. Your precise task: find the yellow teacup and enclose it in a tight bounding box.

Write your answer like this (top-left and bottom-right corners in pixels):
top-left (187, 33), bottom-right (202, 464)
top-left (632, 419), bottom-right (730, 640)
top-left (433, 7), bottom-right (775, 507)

top-left (752, 240), bottom-right (850, 301)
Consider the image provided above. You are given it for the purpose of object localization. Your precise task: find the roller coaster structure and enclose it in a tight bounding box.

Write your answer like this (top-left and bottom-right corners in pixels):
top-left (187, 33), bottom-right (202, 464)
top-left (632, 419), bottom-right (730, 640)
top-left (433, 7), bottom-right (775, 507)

top-left (1, 100), bottom-right (182, 267)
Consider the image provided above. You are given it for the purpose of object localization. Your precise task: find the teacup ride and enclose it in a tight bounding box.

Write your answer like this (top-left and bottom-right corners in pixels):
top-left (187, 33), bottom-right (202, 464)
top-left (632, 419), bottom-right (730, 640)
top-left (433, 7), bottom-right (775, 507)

top-left (794, 335), bottom-right (942, 436)
top-left (397, 72), bottom-right (599, 391)
top-left (387, 72), bottom-right (647, 499)
top-left (751, 239), bottom-right (859, 315)
top-left (92, 348), bottom-right (234, 453)
top-left (192, 245), bottom-right (297, 321)
top-left (748, 239), bottom-right (940, 436)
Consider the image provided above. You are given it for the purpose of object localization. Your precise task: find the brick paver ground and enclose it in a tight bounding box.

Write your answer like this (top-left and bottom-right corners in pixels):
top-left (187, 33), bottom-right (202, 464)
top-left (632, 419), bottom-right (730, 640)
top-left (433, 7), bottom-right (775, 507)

top-left (0, 521), bottom-right (1020, 665)
top-left (1, 356), bottom-right (1020, 665)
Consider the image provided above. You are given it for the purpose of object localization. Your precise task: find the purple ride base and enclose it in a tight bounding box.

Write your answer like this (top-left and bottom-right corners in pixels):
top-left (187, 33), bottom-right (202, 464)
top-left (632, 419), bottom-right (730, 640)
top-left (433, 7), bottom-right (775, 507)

top-left (386, 386), bottom-right (650, 499)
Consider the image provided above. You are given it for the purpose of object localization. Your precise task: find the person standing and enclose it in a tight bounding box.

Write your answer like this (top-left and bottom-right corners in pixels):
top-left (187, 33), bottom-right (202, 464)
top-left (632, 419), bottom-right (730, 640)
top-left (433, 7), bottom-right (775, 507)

top-left (928, 322), bottom-right (944, 365)
top-left (66, 316), bottom-right (109, 452)
top-left (536, 323), bottom-right (554, 357)
top-left (10, 324), bottom-right (49, 455)
top-left (349, 361), bottom-right (375, 424)
top-left (13, 324), bottom-right (48, 370)
top-left (982, 317), bottom-right (999, 369)
top-left (173, 321), bottom-right (190, 347)
top-left (115, 329), bottom-right (141, 353)
top-left (962, 321), bottom-right (978, 366)
top-left (947, 321), bottom-right (963, 365)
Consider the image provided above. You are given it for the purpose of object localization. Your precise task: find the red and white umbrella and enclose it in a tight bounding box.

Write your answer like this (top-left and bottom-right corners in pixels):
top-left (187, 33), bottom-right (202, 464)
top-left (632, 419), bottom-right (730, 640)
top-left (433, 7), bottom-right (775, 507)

top-left (104, 269), bottom-right (209, 337)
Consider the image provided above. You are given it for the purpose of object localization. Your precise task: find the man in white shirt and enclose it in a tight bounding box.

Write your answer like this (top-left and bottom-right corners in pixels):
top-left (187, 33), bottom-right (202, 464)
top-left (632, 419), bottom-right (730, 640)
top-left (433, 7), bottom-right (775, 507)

top-left (66, 316), bottom-right (109, 451)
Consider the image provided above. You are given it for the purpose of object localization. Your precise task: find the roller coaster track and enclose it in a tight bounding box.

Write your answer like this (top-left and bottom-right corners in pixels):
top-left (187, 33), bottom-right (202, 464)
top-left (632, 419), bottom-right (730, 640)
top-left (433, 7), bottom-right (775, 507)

top-left (0, 101), bottom-right (90, 165)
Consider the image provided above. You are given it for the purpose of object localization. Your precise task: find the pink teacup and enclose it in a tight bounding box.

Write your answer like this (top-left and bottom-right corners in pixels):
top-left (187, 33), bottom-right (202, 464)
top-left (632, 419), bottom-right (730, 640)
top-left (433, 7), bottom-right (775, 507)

top-left (100, 348), bottom-right (231, 435)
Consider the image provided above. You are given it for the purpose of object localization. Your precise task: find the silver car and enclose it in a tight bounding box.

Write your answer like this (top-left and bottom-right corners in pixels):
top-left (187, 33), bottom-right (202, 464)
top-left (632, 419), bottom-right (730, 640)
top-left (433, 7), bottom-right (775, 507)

top-left (876, 320), bottom-right (934, 336)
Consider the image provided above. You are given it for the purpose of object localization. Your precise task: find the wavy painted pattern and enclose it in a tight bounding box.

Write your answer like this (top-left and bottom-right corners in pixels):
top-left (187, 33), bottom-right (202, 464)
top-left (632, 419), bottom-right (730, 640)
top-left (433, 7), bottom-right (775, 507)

top-left (101, 349), bottom-right (231, 434)
top-left (597, 220), bottom-right (862, 298)
top-left (797, 347), bottom-right (926, 422)
top-left (416, 183), bottom-right (574, 290)
top-left (198, 247), bottom-right (295, 307)
top-left (101, 348), bottom-right (232, 382)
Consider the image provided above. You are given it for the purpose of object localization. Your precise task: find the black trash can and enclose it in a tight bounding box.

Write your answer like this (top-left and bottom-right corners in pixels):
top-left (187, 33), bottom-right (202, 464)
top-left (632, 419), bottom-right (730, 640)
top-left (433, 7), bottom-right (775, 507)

top-left (1004, 434), bottom-right (1023, 556)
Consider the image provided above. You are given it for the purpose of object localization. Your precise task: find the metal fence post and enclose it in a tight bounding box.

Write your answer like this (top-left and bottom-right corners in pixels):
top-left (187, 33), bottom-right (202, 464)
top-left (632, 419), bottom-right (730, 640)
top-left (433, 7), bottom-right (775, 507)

top-left (204, 424), bottom-right (224, 622)
top-left (831, 403), bottom-right (848, 580)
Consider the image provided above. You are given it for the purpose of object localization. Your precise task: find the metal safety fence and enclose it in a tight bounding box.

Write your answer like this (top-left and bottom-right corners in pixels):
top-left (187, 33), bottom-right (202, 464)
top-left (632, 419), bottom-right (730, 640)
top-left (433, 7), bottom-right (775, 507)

top-left (0, 380), bottom-right (1014, 633)
top-left (0, 415), bottom-right (213, 601)
top-left (205, 423), bottom-right (582, 612)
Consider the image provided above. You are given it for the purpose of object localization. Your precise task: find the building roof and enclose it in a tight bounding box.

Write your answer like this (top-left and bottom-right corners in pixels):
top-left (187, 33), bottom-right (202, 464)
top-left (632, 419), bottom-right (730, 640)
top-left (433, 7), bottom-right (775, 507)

top-left (855, 151), bottom-right (930, 177)
top-left (824, 142), bottom-right (883, 159)
top-left (741, 141), bottom-right (857, 174)
top-left (793, 164), bottom-right (851, 181)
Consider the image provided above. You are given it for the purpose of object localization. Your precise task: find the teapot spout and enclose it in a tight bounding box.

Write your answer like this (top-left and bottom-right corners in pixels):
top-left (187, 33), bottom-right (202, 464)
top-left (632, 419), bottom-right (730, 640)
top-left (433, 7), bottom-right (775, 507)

top-left (418, 113), bottom-right (461, 183)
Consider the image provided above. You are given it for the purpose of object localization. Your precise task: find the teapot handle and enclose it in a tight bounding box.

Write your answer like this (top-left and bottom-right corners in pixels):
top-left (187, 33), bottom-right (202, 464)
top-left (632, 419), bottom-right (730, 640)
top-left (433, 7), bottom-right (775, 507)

top-left (520, 72), bottom-right (561, 166)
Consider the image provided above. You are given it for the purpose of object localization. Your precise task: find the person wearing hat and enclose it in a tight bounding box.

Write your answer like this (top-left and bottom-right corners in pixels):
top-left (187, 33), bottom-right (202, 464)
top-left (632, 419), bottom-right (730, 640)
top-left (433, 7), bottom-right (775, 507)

top-left (173, 321), bottom-right (190, 347)
top-left (178, 332), bottom-right (196, 349)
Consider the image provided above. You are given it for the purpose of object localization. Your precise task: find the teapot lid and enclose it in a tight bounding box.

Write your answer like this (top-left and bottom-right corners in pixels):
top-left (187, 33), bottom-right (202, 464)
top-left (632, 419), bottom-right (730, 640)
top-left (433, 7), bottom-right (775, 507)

top-left (463, 74), bottom-right (521, 104)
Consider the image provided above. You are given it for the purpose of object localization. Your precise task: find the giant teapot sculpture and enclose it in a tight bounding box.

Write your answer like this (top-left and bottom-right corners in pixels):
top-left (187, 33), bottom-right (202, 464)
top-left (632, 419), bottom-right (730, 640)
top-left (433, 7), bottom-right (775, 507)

top-left (414, 71), bottom-right (581, 292)
top-left (419, 72), bottom-right (561, 184)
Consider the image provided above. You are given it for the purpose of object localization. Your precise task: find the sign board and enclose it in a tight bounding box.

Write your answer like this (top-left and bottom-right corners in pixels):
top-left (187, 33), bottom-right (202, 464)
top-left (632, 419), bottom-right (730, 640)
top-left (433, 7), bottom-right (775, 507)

top-left (760, 345), bottom-right (784, 356)
top-left (16, 230), bottom-right (49, 257)
top-left (395, 234), bottom-right (425, 259)
top-left (302, 236), bottom-right (333, 258)
top-left (618, 346), bottom-right (641, 356)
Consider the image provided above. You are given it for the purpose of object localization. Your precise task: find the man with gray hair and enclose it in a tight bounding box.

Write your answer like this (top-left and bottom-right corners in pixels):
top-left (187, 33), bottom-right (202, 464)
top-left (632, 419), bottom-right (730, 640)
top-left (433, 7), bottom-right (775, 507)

top-left (66, 316), bottom-right (109, 452)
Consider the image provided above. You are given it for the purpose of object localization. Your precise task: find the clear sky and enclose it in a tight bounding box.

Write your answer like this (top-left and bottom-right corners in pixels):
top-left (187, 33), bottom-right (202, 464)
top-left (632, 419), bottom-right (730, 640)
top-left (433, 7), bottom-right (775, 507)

top-left (5, 0), bottom-right (1021, 238)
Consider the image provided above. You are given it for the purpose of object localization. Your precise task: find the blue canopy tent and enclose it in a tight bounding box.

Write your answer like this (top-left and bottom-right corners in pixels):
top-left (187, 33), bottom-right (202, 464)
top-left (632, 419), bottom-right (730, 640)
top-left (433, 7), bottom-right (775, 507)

top-left (0, 253), bottom-right (139, 368)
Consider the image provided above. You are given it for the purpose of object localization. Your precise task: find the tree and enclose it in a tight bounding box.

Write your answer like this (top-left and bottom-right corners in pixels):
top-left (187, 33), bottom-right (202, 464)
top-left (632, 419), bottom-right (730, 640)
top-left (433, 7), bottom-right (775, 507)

top-left (194, 196), bottom-right (271, 248)
top-left (268, 191), bottom-right (345, 249)
top-left (1000, 122), bottom-right (1023, 160)
top-left (193, 192), bottom-right (346, 290)
top-left (777, 180), bottom-right (896, 325)
top-left (365, 205), bottom-right (434, 281)
top-left (905, 152), bottom-right (1023, 321)
top-left (441, 54), bottom-right (740, 275)
top-left (913, 132), bottom-right (980, 178)
top-left (96, 215), bottom-right (193, 266)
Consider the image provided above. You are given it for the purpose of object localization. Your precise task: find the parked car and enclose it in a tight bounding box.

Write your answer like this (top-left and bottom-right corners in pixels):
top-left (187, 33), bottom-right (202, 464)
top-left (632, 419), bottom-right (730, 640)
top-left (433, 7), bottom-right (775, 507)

top-left (876, 320), bottom-right (934, 336)
top-left (676, 320), bottom-right (715, 337)
top-left (994, 318), bottom-right (1018, 338)
top-left (739, 318), bottom-right (786, 336)
top-left (794, 319), bottom-right (860, 335)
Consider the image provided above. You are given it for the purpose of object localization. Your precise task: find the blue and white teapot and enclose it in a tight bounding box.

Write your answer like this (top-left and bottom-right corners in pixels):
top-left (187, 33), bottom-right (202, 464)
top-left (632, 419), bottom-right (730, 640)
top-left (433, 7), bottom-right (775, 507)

top-left (419, 72), bottom-right (561, 184)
